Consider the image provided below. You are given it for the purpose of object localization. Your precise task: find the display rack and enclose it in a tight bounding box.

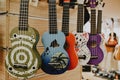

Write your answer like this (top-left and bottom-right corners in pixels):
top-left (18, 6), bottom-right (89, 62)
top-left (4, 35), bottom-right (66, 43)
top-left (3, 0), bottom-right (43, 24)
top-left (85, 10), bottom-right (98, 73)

top-left (1, 0), bottom-right (82, 80)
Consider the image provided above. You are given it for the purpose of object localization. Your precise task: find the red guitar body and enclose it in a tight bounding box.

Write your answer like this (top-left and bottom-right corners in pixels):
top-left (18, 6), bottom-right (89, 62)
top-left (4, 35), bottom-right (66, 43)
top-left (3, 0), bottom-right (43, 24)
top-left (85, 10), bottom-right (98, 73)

top-left (65, 33), bottom-right (78, 70)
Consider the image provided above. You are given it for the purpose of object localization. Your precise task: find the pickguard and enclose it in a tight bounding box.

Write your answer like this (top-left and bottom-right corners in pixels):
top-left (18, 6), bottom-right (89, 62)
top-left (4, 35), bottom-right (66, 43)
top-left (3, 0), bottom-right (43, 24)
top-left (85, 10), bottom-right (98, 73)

top-left (50, 39), bottom-right (59, 48)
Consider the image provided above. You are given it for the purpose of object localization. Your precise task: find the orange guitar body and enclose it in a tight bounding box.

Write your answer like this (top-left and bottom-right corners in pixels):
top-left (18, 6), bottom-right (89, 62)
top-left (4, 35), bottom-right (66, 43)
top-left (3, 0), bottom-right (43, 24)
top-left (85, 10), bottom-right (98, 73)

top-left (106, 38), bottom-right (118, 47)
top-left (65, 33), bottom-right (78, 70)
top-left (105, 33), bottom-right (118, 52)
top-left (113, 44), bottom-right (120, 60)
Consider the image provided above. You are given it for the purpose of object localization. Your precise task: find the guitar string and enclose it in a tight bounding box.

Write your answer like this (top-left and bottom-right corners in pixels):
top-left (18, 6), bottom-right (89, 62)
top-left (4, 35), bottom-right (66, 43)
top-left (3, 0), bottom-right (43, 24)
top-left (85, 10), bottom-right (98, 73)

top-left (93, 8), bottom-right (96, 64)
top-left (91, 6), bottom-right (96, 64)
top-left (24, 0), bottom-right (29, 69)
top-left (94, 6), bottom-right (97, 64)
top-left (19, 0), bottom-right (23, 66)
top-left (79, 3), bottom-right (87, 63)
top-left (23, 0), bottom-right (27, 68)
top-left (23, 0), bottom-right (27, 73)
top-left (62, 1), bottom-right (69, 68)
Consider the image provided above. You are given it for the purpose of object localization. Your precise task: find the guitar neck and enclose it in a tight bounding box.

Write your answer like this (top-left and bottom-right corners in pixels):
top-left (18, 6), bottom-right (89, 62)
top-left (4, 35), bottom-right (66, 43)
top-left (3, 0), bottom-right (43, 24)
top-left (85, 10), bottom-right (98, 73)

top-left (110, 22), bottom-right (114, 39)
top-left (97, 10), bottom-right (102, 34)
top-left (77, 4), bottom-right (84, 33)
top-left (62, 2), bottom-right (70, 36)
top-left (91, 9), bottom-right (96, 35)
top-left (49, 0), bottom-right (57, 34)
top-left (19, 0), bottom-right (29, 31)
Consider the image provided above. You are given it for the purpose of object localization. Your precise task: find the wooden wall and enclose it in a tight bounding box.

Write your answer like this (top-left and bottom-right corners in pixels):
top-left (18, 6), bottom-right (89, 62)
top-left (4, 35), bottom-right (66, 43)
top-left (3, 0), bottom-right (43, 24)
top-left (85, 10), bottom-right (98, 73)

top-left (0, 0), bottom-right (120, 80)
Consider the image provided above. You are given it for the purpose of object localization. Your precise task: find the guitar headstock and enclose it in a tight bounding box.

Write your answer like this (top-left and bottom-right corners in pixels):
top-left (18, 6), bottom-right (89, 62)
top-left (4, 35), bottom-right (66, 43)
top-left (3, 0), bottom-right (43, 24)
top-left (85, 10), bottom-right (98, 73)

top-left (77, 0), bottom-right (84, 4)
top-left (97, 0), bottom-right (105, 10)
top-left (64, 0), bottom-right (70, 2)
top-left (89, 0), bottom-right (97, 8)
top-left (84, 0), bottom-right (98, 8)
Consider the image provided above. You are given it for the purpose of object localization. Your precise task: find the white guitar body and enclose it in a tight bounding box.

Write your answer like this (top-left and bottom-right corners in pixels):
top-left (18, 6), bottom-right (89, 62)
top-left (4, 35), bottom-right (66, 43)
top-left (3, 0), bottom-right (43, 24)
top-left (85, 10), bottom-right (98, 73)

top-left (99, 33), bottom-right (107, 68)
top-left (73, 31), bottom-right (91, 65)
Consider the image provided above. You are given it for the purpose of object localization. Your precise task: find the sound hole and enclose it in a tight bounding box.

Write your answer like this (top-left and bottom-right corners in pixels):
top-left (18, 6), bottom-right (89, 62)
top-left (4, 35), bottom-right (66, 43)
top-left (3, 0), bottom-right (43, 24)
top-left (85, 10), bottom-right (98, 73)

top-left (50, 39), bottom-right (59, 48)
top-left (64, 41), bottom-right (69, 49)
top-left (19, 55), bottom-right (25, 60)
top-left (90, 41), bottom-right (97, 48)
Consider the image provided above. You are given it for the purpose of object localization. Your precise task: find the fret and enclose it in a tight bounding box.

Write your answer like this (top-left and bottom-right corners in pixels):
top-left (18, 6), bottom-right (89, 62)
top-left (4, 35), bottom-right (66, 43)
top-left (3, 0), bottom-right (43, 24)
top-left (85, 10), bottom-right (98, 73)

top-left (77, 4), bottom-right (84, 33)
top-left (62, 2), bottom-right (69, 36)
top-left (49, 0), bottom-right (57, 34)
top-left (91, 9), bottom-right (96, 34)
top-left (97, 10), bottom-right (102, 33)
top-left (19, 0), bottom-right (29, 31)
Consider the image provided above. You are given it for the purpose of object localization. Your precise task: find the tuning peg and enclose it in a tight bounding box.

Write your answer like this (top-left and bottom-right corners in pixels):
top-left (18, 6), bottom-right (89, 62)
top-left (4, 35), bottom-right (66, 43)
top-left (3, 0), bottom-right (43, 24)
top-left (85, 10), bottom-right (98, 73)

top-left (102, 2), bottom-right (105, 7)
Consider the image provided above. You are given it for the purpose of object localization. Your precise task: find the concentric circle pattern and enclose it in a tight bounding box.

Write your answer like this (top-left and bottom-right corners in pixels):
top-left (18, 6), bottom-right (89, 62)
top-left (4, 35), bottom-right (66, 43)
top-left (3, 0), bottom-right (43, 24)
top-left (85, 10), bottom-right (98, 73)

top-left (5, 29), bottom-right (40, 79)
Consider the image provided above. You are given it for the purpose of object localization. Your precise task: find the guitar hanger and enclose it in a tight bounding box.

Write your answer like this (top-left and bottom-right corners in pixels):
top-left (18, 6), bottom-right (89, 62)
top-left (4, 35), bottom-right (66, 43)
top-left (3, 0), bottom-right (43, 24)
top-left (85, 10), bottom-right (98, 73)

top-left (111, 17), bottom-right (114, 23)
top-left (59, 0), bottom-right (77, 8)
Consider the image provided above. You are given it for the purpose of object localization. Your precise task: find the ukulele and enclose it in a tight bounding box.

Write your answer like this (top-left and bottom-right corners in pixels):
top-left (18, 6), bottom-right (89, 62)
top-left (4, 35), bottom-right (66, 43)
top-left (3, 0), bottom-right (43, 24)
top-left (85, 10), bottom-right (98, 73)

top-left (113, 39), bottom-right (120, 60)
top-left (105, 18), bottom-right (118, 47)
top-left (62, 0), bottom-right (78, 70)
top-left (72, 0), bottom-right (91, 65)
top-left (87, 0), bottom-right (104, 65)
top-left (41, 0), bottom-right (69, 74)
top-left (5, 0), bottom-right (41, 79)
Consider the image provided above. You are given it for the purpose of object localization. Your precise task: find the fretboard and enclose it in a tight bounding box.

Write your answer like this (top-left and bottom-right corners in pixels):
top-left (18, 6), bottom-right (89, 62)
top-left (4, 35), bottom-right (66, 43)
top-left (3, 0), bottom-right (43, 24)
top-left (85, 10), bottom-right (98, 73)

top-left (49, 0), bottom-right (57, 34)
top-left (77, 4), bottom-right (84, 33)
top-left (91, 9), bottom-right (96, 34)
top-left (19, 0), bottom-right (29, 31)
top-left (62, 2), bottom-right (70, 36)
top-left (97, 10), bottom-right (102, 34)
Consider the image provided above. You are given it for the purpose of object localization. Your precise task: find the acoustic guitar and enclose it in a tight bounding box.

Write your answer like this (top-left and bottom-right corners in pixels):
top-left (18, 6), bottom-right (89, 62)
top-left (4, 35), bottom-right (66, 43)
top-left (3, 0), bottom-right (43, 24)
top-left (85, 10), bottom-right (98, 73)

top-left (62, 0), bottom-right (78, 70)
top-left (87, 0), bottom-right (104, 65)
top-left (113, 39), bottom-right (120, 60)
top-left (72, 0), bottom-right (91, 65)
top-left (105, 18), bottom-right (118, 47)
top-left (41, 0), bottom-right (70, 74)
top-left (5, 0), bottom-right (41, 79)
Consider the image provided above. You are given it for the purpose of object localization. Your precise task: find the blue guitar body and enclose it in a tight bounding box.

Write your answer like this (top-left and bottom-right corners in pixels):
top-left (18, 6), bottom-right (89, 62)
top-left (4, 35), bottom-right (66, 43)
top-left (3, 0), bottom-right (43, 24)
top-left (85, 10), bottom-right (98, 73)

top-left (41, 31), bottom-right (70, 74)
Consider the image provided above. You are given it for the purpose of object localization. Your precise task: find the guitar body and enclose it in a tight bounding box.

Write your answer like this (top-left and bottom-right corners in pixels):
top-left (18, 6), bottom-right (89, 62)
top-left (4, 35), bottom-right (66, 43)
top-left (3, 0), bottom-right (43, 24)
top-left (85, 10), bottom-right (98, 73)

top-left (106, 33), bottom-right (118, 47)
top-left (65, 33), bottom-right (78, 70)
top-left (5, 27), bottom-right (41, 79)
top-left (113, 44), bottom-right (120, 60)
top-left (41, 31), bottom-right (69, 74)
top-left (87, 34), bottom-right (104, 65)
top-left (73, 31), bottom-right (91, 65)
top-left (105, 33), bottom-right (118, 52)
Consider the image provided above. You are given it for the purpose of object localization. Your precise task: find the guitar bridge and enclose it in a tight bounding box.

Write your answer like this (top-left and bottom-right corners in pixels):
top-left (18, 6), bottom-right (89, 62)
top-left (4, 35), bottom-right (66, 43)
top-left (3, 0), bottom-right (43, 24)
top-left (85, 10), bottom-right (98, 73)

top-left (78, 55), bottom-right (86, 60)
top-left (48, 62), bottom-right (61, 66)
top-left (48, 62), bottom-right (64, 69)
top-left (91, 56), bottom-right (98, 59)
top-left (14, 63), bottom-right (28, 69)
